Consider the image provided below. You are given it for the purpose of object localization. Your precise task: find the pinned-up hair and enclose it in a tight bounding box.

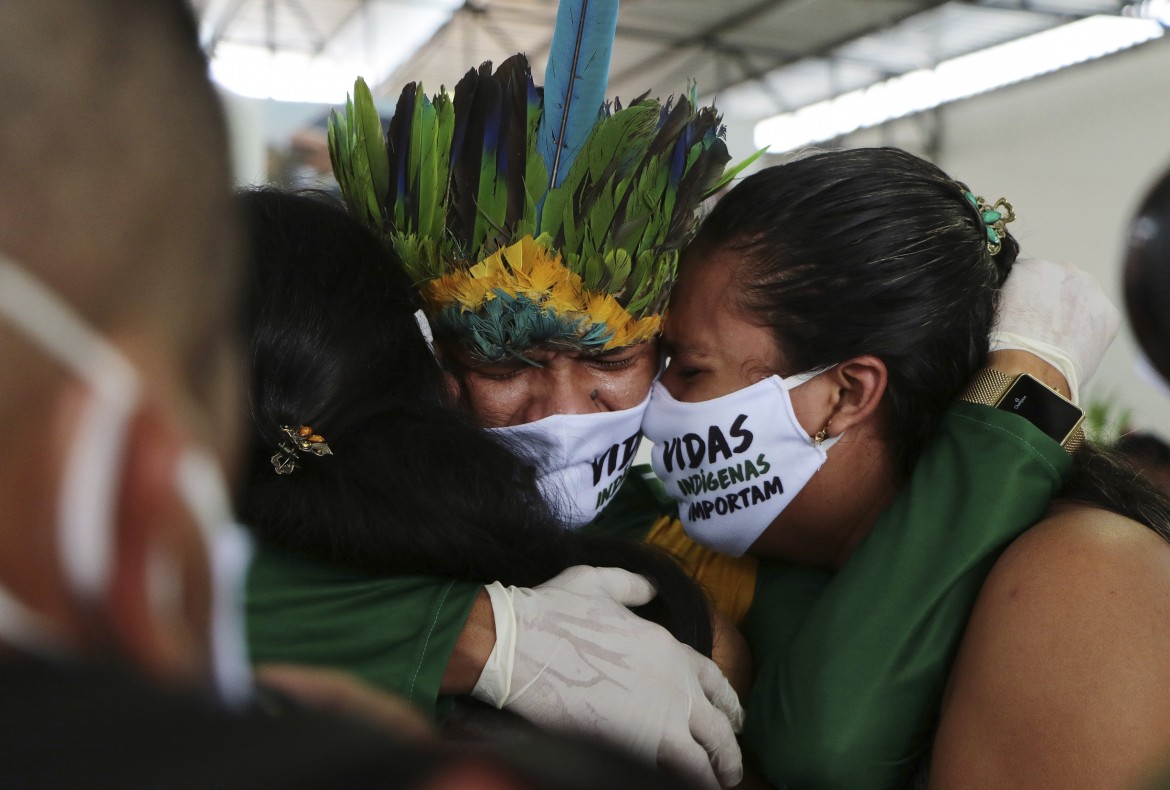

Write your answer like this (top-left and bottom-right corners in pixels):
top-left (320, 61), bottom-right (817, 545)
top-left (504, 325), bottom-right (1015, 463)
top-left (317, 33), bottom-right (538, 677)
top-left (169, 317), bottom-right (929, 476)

top-left (688, 147), bottom-right (1019, 473)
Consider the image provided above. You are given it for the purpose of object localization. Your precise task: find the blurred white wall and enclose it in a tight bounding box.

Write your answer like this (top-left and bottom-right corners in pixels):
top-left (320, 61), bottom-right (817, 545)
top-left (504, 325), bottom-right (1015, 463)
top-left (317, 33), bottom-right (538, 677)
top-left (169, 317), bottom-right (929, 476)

top-left (941, 36), bottom-right (1170, 434)
top-left (219, 90), bottom-right (334, 186)
top-left (831, 35), bottom-right (1170, 433)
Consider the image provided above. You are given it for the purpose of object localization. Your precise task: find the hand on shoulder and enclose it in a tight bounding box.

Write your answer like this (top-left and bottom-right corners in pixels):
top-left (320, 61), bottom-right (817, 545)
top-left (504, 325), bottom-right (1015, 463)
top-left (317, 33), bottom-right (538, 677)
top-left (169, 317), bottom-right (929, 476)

top-left (930, 506), bottom-right (1170, 789)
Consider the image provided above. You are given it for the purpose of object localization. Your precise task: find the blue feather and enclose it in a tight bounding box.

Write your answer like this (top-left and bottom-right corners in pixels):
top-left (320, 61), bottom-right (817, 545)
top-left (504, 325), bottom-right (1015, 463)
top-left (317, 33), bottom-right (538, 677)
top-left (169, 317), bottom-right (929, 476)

top-left (537, 0), bottom-right (620, 193)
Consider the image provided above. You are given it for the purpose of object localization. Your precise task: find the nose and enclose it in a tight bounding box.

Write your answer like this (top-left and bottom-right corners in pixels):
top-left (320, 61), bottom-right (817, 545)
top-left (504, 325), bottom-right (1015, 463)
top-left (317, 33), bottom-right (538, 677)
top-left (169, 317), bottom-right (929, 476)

top-left (518, 366), bottom-right (598, 423)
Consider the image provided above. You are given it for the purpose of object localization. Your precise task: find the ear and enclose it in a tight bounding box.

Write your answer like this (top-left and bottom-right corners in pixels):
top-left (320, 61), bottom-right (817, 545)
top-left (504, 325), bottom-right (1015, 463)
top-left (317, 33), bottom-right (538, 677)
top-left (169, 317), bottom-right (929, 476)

top-left (431, 343), bottom-right (463, 403)
top-left (106, 403), bottom-right (210, 685)
top-left (821, 355), bottom-right (887, 437)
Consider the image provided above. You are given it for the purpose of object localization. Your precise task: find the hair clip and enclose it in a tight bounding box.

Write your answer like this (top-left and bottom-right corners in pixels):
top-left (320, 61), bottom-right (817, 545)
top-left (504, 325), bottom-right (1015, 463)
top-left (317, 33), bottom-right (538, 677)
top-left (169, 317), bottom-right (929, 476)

top-left (963, 191), bottom-right (1015, 256)
top-left (271, 425), bottom-right (333, 475)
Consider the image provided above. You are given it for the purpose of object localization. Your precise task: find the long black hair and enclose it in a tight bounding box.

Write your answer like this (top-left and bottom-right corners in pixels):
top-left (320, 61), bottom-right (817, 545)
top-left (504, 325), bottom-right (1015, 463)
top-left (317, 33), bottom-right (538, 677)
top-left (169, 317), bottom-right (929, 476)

top-left (237, 188), bottom-right (712, 654)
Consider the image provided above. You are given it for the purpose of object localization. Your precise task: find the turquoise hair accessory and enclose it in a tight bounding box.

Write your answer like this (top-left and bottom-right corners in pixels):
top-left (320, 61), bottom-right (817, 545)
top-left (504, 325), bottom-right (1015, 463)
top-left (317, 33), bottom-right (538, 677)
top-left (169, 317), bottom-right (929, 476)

top-left (963, 190), bottom-right (1016, 255)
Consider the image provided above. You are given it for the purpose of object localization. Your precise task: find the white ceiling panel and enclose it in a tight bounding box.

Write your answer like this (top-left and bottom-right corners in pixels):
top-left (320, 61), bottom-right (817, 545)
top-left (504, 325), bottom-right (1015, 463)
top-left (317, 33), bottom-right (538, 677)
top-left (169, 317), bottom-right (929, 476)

top-left (194, 0), bottom-right (1162, 122)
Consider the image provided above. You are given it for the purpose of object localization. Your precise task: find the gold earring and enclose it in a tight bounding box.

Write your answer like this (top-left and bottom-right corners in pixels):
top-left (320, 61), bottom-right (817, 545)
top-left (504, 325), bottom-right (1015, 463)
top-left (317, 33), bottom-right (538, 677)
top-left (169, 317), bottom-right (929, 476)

top-left (813, 421), bottom-right (831, 446)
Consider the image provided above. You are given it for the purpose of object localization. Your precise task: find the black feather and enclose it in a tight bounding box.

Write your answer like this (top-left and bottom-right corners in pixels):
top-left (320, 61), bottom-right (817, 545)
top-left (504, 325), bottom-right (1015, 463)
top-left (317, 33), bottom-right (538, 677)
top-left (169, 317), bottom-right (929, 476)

top-left (385, 81), bottom-right (417, 230)
top-left (494, 55), bottom-right (533, 232)
top-left (448, 63), bottom-right (489, 253)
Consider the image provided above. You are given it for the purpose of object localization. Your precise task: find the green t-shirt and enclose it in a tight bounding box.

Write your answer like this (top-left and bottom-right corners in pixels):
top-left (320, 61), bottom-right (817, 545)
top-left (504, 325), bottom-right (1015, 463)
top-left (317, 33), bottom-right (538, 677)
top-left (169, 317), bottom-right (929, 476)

top-left (741, 402), bottom-right (1070, 789)
top-left (246, 554), bottom-right (480, 720)
top-left (245, 466), bottom-right (669, 720)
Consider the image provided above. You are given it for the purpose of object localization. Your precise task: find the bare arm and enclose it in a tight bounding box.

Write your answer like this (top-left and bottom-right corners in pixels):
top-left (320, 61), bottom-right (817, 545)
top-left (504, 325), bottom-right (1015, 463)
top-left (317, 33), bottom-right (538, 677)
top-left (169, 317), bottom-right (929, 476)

top-left (439, 589), bottom-right (495, 694)
top-left (930, 507), bottom-right (1170, 789)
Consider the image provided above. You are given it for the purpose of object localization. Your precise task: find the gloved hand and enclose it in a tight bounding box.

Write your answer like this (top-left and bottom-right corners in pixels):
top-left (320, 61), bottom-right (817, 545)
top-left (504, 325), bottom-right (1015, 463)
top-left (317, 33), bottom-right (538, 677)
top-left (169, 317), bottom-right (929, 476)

top-left (991, 257), bottom-right (1121, 403)
top-left (472, 566), bottom-right (744, 789)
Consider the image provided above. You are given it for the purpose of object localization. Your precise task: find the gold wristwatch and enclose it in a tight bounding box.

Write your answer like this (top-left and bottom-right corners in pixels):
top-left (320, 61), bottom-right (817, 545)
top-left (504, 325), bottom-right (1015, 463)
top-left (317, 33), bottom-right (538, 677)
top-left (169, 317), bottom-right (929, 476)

top-left (960, 368), bottom-right (1086, 454)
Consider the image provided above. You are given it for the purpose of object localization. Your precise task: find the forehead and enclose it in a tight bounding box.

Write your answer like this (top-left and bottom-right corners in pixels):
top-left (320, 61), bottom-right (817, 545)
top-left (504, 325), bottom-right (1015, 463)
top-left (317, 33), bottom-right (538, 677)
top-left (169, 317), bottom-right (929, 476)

top-left (668, 251), bottom-right (750, 344)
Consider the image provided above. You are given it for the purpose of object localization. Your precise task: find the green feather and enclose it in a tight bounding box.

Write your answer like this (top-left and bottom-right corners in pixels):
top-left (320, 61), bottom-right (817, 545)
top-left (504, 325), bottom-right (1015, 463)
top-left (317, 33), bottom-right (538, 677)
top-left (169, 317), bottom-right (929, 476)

top-left (471, 99), bottom-right (507, 254)
top-left (519, 154), bottom-right (547, 239)
top-left (540, 102), bottom-right (658, 245)
top-left (582, 230), bottom-right (604, 290)
top-left (349, 92), bottom-right (380, 227)
top-left (517, 81), bottom-right (545, 240)
top-left (626, 249), bottom-right (660, 314)
top-left (355, 78), bottom-right (389, 215)
top-left (705, 146), bottom-right (768, 197)
top-left (391, 234), bottom-right (426, 285)
top-left (433, 91), bottom-right (455, 241)
top-left (328, 87), bottom-right (382, 231)
top-left (602, 248), bottom-right (632, 295)
top-left (414, 93), bottom-right (439, 240)
top-left (560, 202), bottom-right (580, 260)
top-left (326, 111), bottom-right (347, 199)
top-left (407, 86), bottom-right (426, 232)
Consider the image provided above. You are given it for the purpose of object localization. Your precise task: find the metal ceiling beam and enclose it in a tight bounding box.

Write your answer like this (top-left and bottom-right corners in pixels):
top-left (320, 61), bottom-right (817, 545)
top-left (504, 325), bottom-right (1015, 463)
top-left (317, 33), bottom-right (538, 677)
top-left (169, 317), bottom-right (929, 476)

top-left (266, 0), bottom-right (276, 51)
top-left (701, 0), bottom-right (954, 97)
top-left (480, 12), bottom-right (527, 54)
top-left (611, 22), bottom-right (803, 61)
top-left (370, 4), bottom-right (474, 96)
top-left (313, 0), bottom-right (366, 55)
top-left (204, 0), bottom-right (251, 52)
top-left (609, 0), bottom-right (784, 86)
top-left (283, 0), bottom-right (329, 50)
top-left (728, 50), bottom-right (790, 112)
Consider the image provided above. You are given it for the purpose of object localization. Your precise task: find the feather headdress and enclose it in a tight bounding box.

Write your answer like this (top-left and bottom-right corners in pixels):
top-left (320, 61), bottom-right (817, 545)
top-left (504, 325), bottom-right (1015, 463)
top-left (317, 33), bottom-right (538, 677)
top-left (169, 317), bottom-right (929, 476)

top-left (328, 0), bottom-right (762, 361)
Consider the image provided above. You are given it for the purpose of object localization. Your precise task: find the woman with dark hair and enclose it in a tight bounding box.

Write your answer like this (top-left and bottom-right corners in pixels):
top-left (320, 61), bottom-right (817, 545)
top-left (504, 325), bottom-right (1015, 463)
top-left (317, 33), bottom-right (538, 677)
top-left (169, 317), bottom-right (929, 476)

top-left (642, 147), bottom-right (1170, 788)
top-left (237, 187), bottom-right (747, 788)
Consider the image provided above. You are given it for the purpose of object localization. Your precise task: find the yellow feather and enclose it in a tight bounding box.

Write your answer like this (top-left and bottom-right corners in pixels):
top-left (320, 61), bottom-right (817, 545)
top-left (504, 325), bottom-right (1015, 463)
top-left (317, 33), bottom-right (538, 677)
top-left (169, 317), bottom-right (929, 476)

top-left (422, 234), bottom-right (665, 348)
top-left (608, 314), bottom-right (662, 348)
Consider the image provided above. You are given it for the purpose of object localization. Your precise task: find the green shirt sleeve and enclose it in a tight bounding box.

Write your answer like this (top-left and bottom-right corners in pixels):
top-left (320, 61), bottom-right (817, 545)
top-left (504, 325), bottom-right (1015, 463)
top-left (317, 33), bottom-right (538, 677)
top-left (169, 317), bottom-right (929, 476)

top-left (243, 469), bottom-right (666, 724)
top-left (246, 545), bottom-right (481, 721)
top-left (741, 402), bottom-right (1072, 789)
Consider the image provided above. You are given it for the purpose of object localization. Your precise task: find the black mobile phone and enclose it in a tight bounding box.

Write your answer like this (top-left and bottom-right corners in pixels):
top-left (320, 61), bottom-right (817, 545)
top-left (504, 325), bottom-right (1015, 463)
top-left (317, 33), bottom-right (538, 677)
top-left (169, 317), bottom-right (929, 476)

top-left (994, 373), bottom-right (1084, 446)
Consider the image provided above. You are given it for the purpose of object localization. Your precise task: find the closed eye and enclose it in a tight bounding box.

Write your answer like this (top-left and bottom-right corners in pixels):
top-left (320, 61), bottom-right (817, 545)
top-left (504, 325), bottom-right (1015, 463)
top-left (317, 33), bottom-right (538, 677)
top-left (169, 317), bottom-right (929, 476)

top-left (468, 358), bottom-right (540, 380)
top-left (589, 356), bottom-right (636, 371)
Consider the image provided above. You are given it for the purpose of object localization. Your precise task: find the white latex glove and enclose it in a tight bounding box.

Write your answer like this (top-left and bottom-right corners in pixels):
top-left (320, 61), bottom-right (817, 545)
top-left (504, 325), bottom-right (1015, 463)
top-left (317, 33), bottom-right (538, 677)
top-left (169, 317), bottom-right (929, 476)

top-left (472, 566), bottom-right (744, 789)
top-left (990, 257), bottom-right (1121, 403)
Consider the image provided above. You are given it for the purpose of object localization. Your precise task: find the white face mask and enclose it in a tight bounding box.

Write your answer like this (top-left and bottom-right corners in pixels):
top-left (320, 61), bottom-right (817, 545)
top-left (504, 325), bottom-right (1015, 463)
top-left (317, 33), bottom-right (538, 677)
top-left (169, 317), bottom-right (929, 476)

top-left (0, 256), bottom-right (254, 707)
top-left (641, 370), bottom-right (841, 556)
top-left (490, 391), bottom-right (651, 529)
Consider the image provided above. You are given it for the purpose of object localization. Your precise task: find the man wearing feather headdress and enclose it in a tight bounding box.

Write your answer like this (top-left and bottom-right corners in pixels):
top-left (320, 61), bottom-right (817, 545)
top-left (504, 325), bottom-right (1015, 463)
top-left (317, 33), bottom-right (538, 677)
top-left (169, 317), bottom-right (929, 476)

top-left (267, 1), bottom-right (1123, 787)
top-left (309, 3), bottom-right (750, 787)
top-left (185, 1), bottom-right (745, 784)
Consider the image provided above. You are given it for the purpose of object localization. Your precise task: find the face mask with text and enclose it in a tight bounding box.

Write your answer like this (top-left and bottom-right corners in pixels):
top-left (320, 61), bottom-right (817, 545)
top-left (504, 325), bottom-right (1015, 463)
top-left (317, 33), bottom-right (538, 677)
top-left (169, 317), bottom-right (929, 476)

top-left (490, 391), bottom-right (651, 529)
top-left (642, 371), bottom-right (839, 556)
